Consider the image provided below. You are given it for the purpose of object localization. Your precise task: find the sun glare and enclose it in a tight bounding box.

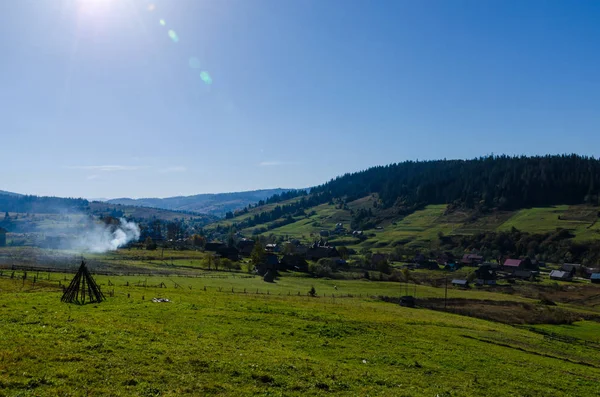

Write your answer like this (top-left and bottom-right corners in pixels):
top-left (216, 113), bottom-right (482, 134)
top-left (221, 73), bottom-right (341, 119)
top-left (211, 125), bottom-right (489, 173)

top-left (76, 0), bottom-right (116, 16)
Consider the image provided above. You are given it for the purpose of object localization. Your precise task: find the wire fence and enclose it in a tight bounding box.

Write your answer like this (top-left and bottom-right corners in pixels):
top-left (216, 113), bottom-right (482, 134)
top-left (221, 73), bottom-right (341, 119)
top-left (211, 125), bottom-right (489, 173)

top-left (0, 269), bottom-right (380, 300)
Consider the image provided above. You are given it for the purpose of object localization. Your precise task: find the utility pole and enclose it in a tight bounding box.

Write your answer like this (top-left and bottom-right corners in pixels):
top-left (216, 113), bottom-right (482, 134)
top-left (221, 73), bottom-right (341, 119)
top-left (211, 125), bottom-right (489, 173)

top-left (444, 275), bottom-right (448, 309)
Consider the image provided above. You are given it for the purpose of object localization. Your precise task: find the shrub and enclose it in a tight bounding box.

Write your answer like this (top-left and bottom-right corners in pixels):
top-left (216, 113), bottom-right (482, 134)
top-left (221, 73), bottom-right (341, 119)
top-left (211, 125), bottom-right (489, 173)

top-left (377, 259), bottom-right (391, 274)
top-left (317, 258), bottom-right (337, 271)
top-left (309, 262), bottom-right (333, 278)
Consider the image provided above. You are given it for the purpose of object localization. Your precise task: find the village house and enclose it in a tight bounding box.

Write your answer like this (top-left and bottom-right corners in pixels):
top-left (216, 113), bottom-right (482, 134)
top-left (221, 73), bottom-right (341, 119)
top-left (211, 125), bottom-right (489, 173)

top-left (502, 258), bottom-right (534, 272)
top-left (461, 254), bottom-right (484, 266)
top-left (584, 267), bottom-right (600, 279)
top-left (550, 270), bottom-right (573, 281)
top-left (265, 243), bottom-right (279, 253)
top-left (475, 263), bottom-right (497, 281)
top-left (451, 279), bottom-right (469, 288)
top-left (512, 270), bottom-right (536, 280)
top-left (237, 238), bottom-right (255, 256)
top-left (591, 273), bottom-right (600, 284)
top-left (560, 263), bottom-right (581, 277)
top-left (216, 246), bottom-right (239, 261)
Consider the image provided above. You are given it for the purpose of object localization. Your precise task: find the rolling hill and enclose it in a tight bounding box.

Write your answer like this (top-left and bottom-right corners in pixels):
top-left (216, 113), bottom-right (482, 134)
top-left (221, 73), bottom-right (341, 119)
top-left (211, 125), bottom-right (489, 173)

top-left (0, 192), bottom-right (217, 225)
top-left (207, 155), bottom-right (600, 263)
top-left (0, 190), bottom-right (21, 197)
top-left (106, 188), bottom-right (296, 216)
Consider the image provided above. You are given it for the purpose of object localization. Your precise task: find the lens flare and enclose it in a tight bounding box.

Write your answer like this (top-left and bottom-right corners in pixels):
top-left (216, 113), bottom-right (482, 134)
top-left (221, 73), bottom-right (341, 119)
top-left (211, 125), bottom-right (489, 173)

top-left (147, 4), bottom-right (155, 11)
top-left (159, 19), bottom-right (166, 26)
top-left (168, 30), bottom-right (179, 43)
top-left (188, 57), bottom-right (201, 69)
top-left (200, 71), bottom-right (213, 85)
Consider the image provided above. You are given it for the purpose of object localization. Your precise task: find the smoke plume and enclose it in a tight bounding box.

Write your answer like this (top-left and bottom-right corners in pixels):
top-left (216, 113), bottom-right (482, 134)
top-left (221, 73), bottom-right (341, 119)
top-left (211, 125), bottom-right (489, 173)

top-left (73, 218), bottom-right (141, 253)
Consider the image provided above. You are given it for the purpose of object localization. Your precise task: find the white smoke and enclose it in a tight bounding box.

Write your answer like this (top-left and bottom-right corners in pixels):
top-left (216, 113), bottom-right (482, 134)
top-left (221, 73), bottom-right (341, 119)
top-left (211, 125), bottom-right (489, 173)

top-left (74, 218), bottom-right (141, 253)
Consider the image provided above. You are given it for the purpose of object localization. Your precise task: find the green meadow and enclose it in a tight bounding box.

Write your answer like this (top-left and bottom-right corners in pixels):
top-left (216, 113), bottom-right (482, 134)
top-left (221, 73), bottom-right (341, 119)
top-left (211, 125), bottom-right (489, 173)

top-left (1, 264), bottom-right (600, 396)
top-left (229, 203), bottom-right (600, 251)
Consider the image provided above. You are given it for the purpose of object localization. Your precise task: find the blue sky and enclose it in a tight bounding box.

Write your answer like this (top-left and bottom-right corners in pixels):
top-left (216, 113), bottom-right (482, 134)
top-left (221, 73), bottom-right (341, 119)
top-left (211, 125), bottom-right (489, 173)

top-left (2, 0), bottom-right (600, 199)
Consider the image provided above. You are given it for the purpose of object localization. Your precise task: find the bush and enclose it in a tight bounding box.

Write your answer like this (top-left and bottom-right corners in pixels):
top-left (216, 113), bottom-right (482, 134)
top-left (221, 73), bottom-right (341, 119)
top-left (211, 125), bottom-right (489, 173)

top-left (145, 237), bottom-right (157, 251)
top-left (377, 260), bottom-right (391, 274)
top-left (220, 258), bottom-right (241, 271)
top-left (317, 258), bottom-right (337, 271)
top-left (308, 262), bottom-right (333, 278)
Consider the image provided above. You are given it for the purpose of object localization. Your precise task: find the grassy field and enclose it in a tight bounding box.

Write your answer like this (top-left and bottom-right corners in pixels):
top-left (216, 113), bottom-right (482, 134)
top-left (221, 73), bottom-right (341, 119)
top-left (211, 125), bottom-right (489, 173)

top-left (531, 321), bottom-right (600, 343)
top-left (232, 202), bottom-right (600, 251)
top-left (2, 261), bottom-right (600, 396)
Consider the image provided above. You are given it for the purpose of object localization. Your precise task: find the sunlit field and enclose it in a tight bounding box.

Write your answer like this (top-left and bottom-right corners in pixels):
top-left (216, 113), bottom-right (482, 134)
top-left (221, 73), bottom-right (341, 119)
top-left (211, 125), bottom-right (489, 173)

top-left (1, 254), bottom-right (600, 396)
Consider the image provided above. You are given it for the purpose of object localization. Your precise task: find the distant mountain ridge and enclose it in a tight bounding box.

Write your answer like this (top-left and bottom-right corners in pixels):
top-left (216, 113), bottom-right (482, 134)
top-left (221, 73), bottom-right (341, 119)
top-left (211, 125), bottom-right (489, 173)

top-left (106, 188), bottom-right (295, 217)
top-left (0, 190), bottom-right (22, 197)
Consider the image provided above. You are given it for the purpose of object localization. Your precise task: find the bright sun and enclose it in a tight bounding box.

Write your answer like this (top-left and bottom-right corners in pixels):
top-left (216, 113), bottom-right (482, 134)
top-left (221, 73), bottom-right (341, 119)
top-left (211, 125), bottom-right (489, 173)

top-left (76, 0), bottom-right (116, 15)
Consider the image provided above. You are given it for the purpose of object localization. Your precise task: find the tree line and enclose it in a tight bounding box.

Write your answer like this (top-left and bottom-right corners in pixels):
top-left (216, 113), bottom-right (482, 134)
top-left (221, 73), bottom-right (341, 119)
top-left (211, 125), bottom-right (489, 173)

top-left (0, 194), bottom-right (89, 214)
top-left (312, 154), bottom-right (600, 210)
top-left (228, 155), bottom-right (600, 229)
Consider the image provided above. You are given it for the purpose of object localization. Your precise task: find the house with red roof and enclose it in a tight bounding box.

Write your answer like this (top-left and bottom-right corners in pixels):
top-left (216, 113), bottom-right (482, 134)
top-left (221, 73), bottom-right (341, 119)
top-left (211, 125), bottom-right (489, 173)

top-left (502, 258), bottom-right (533, 272)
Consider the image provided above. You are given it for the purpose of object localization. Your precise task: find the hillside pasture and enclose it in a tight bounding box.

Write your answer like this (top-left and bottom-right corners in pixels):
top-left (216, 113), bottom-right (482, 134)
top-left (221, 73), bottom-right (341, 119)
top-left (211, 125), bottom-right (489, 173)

top-left (1, 270), bottom-right (600, 396)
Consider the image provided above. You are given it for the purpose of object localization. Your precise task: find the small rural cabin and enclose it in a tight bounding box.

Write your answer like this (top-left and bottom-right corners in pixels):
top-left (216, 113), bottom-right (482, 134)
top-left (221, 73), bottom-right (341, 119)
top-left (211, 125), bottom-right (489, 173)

top-left (265, 243), bottom-right (279, 253)
top-left (513, 270), bottom-right (536, 280)
top-left (560, 263), bottom-right (581, 277)
top-left (216, 246), bottom-right (239, 261)
top-left (591, 273), bottom-right (600, 284)
top-left (476, 263), bottom-right (498, 280)
top-left (503, 258), bottom-right (534, 272)
top-left (461, 254), bottom-right (484, 266)
top-left (451, 279), bottom-right (469, 288)
top-left (0, 227), bottom-right (6, 247)
top-left (237, 239), bottom-right (255, 256)
top-left (531, 259), bottom-right (546, 269)
top-left (550, 270), bottom-right (573, 281)
top-left (585, 267), bottom-right (600, 279)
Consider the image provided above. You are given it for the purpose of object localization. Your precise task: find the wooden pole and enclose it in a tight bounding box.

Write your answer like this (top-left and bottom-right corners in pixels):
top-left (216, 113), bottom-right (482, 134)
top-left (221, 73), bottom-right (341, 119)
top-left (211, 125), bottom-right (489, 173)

top-left (444, 276), bottom-right (448, 309)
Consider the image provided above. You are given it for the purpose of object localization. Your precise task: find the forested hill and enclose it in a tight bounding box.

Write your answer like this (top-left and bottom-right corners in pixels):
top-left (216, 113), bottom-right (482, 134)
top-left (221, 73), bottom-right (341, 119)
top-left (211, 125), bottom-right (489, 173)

top-left (312, 155), bottom-right (600, 210)
top-left (0, 194), bottom-right (89, 213)
top-left (225, 155), bottom-right (600, 232)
